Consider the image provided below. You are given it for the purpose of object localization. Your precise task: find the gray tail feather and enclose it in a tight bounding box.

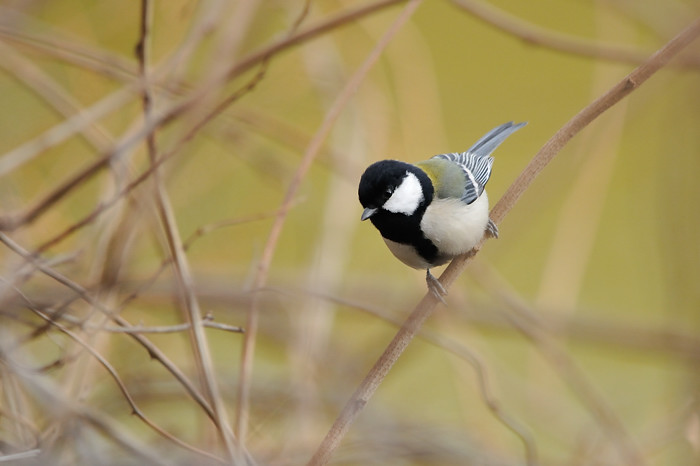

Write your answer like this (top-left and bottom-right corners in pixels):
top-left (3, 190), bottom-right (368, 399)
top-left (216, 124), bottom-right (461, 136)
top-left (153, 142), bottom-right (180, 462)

top-left (468, 121), bottom-right (527, 158)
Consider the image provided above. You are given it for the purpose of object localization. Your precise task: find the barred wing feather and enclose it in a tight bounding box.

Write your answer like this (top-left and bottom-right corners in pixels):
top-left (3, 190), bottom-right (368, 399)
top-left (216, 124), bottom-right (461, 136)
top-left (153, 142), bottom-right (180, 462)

top-left (433, 121), bottom-right (526, 205)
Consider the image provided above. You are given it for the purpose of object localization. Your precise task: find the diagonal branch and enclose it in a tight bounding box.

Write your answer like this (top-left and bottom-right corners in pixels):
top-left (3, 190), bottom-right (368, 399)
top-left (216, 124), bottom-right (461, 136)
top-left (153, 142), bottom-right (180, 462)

top-left (307, 15), bottom-right (700, 466)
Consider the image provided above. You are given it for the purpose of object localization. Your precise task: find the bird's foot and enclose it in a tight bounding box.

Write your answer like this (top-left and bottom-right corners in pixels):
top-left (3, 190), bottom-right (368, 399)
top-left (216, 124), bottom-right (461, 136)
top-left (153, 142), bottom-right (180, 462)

top-left (426, 269), bottom-right (447, 305)
top-left (485, 219), bottom-right (499, 239)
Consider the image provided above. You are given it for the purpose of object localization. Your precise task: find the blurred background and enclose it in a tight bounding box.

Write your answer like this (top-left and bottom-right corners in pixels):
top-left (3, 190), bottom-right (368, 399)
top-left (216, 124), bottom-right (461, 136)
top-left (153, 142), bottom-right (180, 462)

top-left (0, 0), bottom-right (699, 464)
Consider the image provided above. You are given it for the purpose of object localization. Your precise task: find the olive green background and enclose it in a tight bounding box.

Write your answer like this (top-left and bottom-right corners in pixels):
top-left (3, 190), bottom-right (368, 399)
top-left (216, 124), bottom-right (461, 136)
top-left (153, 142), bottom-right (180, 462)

top-left (1, 1), bottom-right (699, 464)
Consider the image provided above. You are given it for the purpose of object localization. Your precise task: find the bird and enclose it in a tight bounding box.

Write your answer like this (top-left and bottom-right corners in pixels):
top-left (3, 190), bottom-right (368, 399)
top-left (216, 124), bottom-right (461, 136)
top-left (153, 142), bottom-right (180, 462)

top-left (358, 121), bottom-right (526, 302)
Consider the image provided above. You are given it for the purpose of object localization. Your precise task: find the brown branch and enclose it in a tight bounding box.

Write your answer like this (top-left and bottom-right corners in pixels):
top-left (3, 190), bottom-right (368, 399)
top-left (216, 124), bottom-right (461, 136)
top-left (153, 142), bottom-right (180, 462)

top-left (33, 148), bottom-right (170, 252)
top-left (100, 320), bottom-right (244, 334)
top-left (0, 149), bottom-right (114, 231)
top-left (32, 46), bottom-right (274, 254)
top-left (306, 15), bottom-right (700, 466)
top-left (114, 206), bottom-right (297, 321)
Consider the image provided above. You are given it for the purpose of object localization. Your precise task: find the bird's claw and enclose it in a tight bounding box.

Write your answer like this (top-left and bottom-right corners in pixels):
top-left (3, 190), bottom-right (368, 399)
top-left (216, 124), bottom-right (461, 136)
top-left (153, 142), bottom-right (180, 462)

top-left (485, 219), bottom-right (499, 239)
top-left (426, 270), bottom-right (447, 305)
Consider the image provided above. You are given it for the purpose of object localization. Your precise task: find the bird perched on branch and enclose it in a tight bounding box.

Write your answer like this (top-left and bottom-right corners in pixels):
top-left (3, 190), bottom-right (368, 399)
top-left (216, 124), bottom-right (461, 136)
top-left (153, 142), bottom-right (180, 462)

top-left (358, 121), bottom-right (526, 302)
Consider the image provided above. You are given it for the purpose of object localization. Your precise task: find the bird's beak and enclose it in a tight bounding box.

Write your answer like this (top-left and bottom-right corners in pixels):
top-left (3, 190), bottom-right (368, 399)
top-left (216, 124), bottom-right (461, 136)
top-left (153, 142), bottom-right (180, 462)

top-left (361, 207), bottom-right (377, 221)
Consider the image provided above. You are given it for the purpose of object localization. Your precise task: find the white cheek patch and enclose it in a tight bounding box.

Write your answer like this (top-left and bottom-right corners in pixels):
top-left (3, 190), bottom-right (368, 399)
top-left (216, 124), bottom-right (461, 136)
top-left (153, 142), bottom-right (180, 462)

top-left (383, 172), bottom-right (424, 215)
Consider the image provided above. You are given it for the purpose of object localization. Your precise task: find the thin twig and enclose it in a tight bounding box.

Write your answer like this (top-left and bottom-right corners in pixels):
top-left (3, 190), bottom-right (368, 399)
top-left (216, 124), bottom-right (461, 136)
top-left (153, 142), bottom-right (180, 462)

top-left (306, 16), bottom-right (700, 466)
top-left (97, 321), bottom-right (244, 334)
top-left (31, 308), bottom-right (244, 334)
top-left (135, 0), bottom-right (238, 460)
top-left (0, 10), bottom-right (138, 80)
top-left (116, 205), bottom-right (300, 318)
top-left (33, 148), bottom-right (170, 252)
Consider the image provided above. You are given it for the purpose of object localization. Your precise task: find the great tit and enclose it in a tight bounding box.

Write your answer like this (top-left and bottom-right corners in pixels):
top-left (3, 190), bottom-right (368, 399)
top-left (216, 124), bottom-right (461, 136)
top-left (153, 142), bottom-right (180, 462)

top-left (358, 121), bottom-right (526, 301)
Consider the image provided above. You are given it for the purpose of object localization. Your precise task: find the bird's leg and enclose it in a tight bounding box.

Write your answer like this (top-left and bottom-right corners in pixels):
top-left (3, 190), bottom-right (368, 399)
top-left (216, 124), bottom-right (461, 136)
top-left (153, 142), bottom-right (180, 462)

top-left (485, 218), bottom-right (499, 239)
top-left (426, 269), bottom-right (447, 304)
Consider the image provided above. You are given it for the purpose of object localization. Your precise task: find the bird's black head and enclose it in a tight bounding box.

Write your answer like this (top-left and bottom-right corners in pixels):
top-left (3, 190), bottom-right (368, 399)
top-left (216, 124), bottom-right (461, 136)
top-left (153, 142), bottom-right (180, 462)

top-left (358, 160), bottom-right (433, 223)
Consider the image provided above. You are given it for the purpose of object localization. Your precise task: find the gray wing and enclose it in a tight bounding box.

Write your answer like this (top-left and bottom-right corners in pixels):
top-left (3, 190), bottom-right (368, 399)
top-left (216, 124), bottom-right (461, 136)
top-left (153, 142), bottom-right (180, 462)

top-left (433, 121), bottom-right (526, 204)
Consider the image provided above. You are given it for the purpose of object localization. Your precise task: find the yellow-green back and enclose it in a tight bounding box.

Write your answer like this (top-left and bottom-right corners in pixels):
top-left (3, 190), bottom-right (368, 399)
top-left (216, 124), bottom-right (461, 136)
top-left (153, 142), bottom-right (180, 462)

top-left (416, 157), bottom-right (466, 200)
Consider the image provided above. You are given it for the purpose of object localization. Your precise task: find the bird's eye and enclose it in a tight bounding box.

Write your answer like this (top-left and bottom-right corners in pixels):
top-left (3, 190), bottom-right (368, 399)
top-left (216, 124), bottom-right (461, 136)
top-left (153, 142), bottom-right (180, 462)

top-left (383, 188), bottom-right (393, 200)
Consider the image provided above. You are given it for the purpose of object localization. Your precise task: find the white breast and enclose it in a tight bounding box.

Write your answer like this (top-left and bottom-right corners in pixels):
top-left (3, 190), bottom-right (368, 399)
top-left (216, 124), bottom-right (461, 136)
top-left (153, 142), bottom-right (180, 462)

top-left (382, 238), bottom-right (432, 269)
top-left (419, 192), bottom-right (490, 256)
